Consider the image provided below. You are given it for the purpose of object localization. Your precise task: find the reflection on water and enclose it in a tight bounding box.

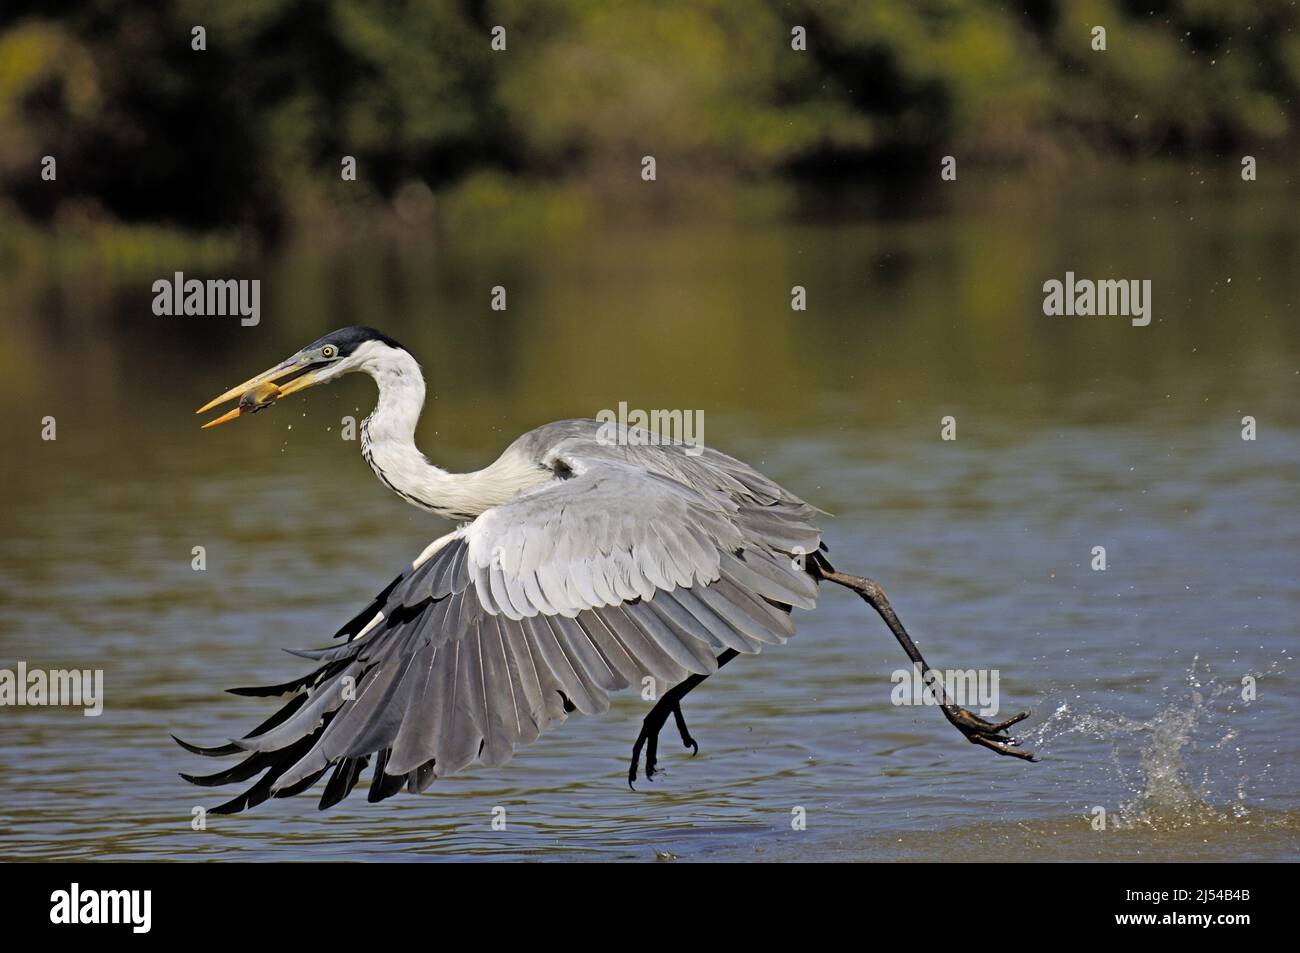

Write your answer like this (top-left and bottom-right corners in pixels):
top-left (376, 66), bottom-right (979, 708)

top-left (1, 168), bottom-right (1297, 860)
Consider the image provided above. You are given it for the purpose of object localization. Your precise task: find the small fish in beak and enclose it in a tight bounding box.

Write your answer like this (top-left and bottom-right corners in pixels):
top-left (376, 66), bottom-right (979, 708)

top-left (240, 380), bottom-right (283, 413)
top-left (201, 380), bottom-right (285, 429)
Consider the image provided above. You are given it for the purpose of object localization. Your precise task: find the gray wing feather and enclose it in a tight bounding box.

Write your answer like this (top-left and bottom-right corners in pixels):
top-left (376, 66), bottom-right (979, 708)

top-left (574, 613), bottom-right (644, 685)
top-left (591, 602), bottom-right (692, 685)
top-left (385, 641), bottom-right (442, 773)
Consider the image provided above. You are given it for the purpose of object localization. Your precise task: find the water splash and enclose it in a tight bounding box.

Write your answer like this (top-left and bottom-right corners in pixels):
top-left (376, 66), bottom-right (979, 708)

top-left (1025, 656), bottom-right (1285, 830)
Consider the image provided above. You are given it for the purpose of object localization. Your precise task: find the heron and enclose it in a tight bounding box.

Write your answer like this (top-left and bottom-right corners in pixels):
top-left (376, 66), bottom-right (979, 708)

top-left (179, 326), bottom-right (1036, 814)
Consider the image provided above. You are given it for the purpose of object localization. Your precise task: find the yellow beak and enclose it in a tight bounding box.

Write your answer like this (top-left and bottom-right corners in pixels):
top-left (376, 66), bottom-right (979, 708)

top-left (196, 355), bottom-right (326, 428)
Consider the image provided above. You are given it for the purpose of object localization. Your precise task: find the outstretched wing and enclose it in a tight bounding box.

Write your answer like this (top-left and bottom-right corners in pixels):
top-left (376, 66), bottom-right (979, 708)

top-left (178, 442), bottom-right (823, 813)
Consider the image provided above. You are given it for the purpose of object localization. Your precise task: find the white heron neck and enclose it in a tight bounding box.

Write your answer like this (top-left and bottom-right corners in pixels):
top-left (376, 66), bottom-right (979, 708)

top-left (357, 345), bottom-right (545, 520)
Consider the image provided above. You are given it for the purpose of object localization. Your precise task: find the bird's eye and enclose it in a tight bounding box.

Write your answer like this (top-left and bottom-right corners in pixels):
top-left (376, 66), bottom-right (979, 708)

top-left (322, 345), bottom-right (336, 358)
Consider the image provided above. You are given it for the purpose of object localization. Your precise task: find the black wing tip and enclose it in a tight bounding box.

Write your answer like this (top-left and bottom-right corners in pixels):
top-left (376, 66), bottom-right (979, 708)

top-left (282, 646), bottom-right (328, 660)
top-left (172, 733), bottom-right (242, 757)
top-left (208, 799), bottom-right (248, 816)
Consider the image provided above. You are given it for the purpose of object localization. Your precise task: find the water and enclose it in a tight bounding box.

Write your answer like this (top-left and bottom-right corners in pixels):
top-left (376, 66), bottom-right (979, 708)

top-left (1, 168), bottom-right (1297, 861)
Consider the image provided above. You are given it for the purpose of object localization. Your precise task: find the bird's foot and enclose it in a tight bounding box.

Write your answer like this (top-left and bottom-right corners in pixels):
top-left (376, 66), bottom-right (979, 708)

top-left (628, 699), bottom-right (699, 789)
top-left (942, 706), bottom-right (1038, 761)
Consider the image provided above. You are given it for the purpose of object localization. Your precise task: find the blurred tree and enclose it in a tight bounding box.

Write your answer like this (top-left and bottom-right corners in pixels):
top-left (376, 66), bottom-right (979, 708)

top-left (0, 0), bottom-right (1294, 239)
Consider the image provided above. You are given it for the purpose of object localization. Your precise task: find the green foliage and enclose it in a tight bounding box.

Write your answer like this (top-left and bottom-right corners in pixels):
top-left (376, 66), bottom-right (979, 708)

top-left (0, 0), bottom-right (1295, 238)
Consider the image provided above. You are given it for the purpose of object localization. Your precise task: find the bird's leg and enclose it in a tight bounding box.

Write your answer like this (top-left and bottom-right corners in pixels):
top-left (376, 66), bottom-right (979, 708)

top-left (669, 700), bottom-right (697, 754)
top-left (815, 568), bottom-right (1038, 761)
top-left (629, 650), bottom-right (738, 788)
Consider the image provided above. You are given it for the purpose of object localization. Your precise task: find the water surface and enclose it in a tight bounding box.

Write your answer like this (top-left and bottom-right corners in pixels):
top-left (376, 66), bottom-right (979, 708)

top-left (1, 169), bottom-right (1297, 861)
